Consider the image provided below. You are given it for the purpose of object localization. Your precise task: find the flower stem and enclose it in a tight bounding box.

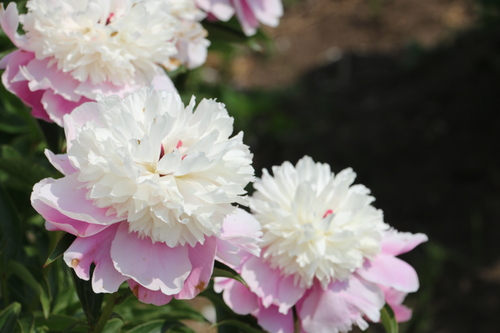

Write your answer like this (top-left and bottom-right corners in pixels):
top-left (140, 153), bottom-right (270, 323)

top-left (93, 293), bottom-right (119, 333)
top-left (293, 306), bottom-right (300, 333)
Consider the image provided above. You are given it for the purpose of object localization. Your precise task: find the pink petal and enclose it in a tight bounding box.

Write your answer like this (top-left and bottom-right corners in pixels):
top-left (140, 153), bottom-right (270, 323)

top-left (297, 281), bottom-right (361, 333)
top-left (381, 229), bottom-right (428, 256)
top-left (32, 179), bottom-right (110, 237)
top-left (219, 278), bottom-right (259, 315)
top-left (175, 237), bottom-right (217, 300)
top-left (32, 174), bottom-right (121, 225)
top-left (245, 0), bottom-right (283, 27)
top-left (358, 254), bottom-right (420, 293)
top-left (216, 208), bottom-right (262, 265)
top-left (196, 0), bottom-right (235, 21)
top-left (233, 0), bottom-right (260, 36)
top-left (128, 280), bottom-right (173, 306)
top-left (20, 58), bottom-right (81, 101)
top-left (41, 89), bottom-right (90, 126)
top-left (256, 304), bottom-right (294, 333)
top-left (341, 275), bottom-right (385, 322)
top-left (379, 285), bottom-right (413, 322)
top-left (0, 51), bottom-right (49, 121)
top-left (44, 150), bottom-right (77, 176)
top-left (0, 3), bottom-right (26, 48)
top-left (63, 223), bottom-right (128, 293)
top-left (111, 223), bottom-right (192, 295)
top-left (74, 67), bottom-right (175, 100)
top-left (241, 255), bottom-right (306, 314)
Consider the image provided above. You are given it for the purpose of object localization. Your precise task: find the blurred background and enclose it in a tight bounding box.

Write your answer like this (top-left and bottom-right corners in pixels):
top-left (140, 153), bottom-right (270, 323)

top-left (178, 0), bottom-right (500, 331)
top-left (0, 0), bottom-right (498, 332)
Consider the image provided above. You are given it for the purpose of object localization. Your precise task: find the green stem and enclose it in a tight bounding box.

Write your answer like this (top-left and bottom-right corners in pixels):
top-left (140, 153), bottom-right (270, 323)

top-left (293, 306), bottom-right (300, 333)
top-left (93, 293), bottom-right (119, 333)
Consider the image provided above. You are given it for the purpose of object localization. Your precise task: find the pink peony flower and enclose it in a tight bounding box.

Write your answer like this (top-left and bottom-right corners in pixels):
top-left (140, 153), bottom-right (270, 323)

top-left (215, 156), bottom-right (428, 333)
top-left (31, 88), bottom-right (260, 305)
top-left (195, 0), bottom-right (283, 36)
top-left (0, 0), bottom-right (209, 126)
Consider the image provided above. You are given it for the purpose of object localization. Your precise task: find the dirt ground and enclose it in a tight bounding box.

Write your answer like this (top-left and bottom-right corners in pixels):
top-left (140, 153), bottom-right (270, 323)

top-left (226, 0), bottom-right (476, 88)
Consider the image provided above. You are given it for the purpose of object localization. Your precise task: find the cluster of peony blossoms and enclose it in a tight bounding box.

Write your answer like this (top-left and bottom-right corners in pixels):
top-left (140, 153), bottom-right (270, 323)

top-left (0, 0), bottom-right (427, 331)
top-left (31, 88), bottom-right (260, 304)
top-left (215, 156), bottom-right (428, 333)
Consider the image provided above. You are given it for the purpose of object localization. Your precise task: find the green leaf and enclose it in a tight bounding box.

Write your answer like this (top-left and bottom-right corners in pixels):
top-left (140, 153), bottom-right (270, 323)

top-left (0, 302), bottom-right (21, 333)
top-left (71, 267), bottom-right (104, 328)
top-left (212, 261), bottom-right (247, 287)
top-left (381, 303), bottom-right (399, 333)
top-left (213, 320), bottom-right (264, 333)
top-left (126, 320), bottom-right (194, 333)
top-left (0, 184), bottom-right (21, 265)
top-left (17, 313), bottom-right (35, 333)
top-left (43, 233), bottom-right (76, 268)
top-left (7, 261), bottom-right (52, 319)
top-left (34, 313), bottom-right (88, 332)
top-left (103, 317), bottom-right (124, 333)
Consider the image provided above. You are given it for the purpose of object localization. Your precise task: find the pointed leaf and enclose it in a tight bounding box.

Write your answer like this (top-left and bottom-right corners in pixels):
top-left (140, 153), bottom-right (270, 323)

top-left (381, 303), bottom-right (399, 333)
top-left (17, 313), bottom-right (35, 333)
top-left (0, 302), bottom-right (21, 333)
top-left (212, 261), bottom-right (247, 287)
top-left (44, 233), bottom-right (76, 267)
top-left (7, 261), bottom-right (51, 318)
top-left (71, 267), bottom-right (104, 328)
top-left (0, 185), bottom-right (21, 265)
top-left (103, 317), bottom-right (124, 333)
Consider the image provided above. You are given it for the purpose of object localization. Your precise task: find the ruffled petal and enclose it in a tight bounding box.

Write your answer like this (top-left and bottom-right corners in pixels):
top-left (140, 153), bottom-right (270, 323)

top-left (0, 3), bottom-right (26, 48)
top-left (241, 256), bottom-right (306, 314)
top-left (31, 174), bottom-right (122, 226)
top-left (111, 223), bottom-right (192, 295)
top-left (196, 0), bottom-right (235, 21)
top-left (216, 208), bottom-right (262, 265)
top-left (44, 150), bottom-right (77, 176)
top-left (175, 236), bottom-right (217, 300)
top-left (379, 285), bottom-right (413, 322)
top-left (63, 101), bottom-right (101, 149)
top-left (41, 89), bottom-right (90, 126)
top-left (358, 254), bottom-right (419, 293)
top-left (232, 0), bottom-right (259, 36)
top-left (63, 223), bottom-right (128, 293)
top-left (128, 280), bottom-right (173, 306)
top-left (32, 179), bottom-right (111, 237)
top-left (256, 304), bottom-right (294, 333)
top-left (0, 50), bottom-right (49, 121)
top-left (218, 278), bottom-right (259, 315)
top-left (244, 0), bottom-right (283, 27)
top-left (381, 229), bottom-right (428, 256)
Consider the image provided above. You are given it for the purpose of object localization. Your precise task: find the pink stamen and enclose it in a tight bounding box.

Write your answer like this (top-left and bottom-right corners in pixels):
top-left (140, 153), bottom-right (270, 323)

top-left (323, 209), bottom-right (334, 218)
top-left (176, 140), bottom-right (183, 149)
top-left (105, 13), bottom-right (114, 25)
top-left (181, 155), bottom-right (187, 160)
top-left (159, 145), bottom-right (165, 159)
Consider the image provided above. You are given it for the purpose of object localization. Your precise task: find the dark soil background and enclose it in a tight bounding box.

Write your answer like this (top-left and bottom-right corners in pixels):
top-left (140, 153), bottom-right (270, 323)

top-left (187, 0), bottom-right (500, 331)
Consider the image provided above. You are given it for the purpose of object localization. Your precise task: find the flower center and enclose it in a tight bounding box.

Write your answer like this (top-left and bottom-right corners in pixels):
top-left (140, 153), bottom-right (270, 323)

top-left (250, 158), bottom-right (388, 288)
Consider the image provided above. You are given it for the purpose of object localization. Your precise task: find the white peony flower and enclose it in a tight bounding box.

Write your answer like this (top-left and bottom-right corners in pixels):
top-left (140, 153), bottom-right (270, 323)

top-left (66, 88), bottom-right (254, 247)
top-left (21, 0), bottom-right (181, 86)
top-left (250, 156), bottom-right (388, 288)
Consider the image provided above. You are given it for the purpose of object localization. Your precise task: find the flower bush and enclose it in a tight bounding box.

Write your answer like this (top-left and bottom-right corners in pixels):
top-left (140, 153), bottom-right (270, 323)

top-left (0, 0), bottom-right (428, 332)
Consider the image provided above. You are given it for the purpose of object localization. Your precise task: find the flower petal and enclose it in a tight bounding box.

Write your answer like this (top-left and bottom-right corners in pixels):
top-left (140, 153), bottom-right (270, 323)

top-left (111, 223), bottom-right (192, 295)
top-left (63, 223), bottom-right (128, 293)
top-left (255, 304), bottom-right (294, 333)
top-left (175, 236), bottom-right (217, 300)
top-left (216, 208), bottom-right (262, 265)
top-left (0, 3), bottom-right (26, 47)
top-left (32, 174), bottom-right (121, 225)
top-left (218, 278), bottom-right (259, 315)
top-left (44, 150), bottom-right (77, 176)
top-left (358, 254), bottom-right (420, 293)
top-left (241, 256), bottom-right (306, 314)
top-left (128, 280), bottom-right (173, 306)
top-left (32, 179), bottom-right (110, 237)
top-left (381, 229), bottom-right (428, 256)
